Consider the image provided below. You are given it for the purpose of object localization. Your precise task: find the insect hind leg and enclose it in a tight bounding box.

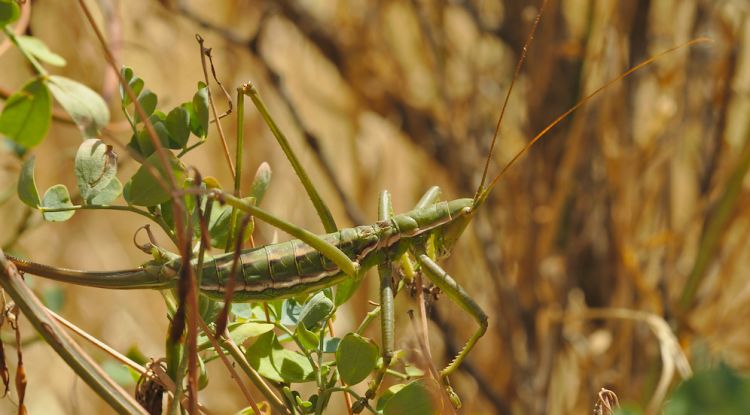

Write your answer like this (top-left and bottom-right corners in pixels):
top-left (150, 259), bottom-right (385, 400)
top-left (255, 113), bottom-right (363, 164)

top-left (415, 253), bottom-right (488, 408)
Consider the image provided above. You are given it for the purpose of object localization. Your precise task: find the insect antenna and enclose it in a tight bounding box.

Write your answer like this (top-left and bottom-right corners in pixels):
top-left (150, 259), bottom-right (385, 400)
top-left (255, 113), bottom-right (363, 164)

top-left (475, 35), bottom-right (711, 206)
top-left (474, 0), bottom-right (549, 206)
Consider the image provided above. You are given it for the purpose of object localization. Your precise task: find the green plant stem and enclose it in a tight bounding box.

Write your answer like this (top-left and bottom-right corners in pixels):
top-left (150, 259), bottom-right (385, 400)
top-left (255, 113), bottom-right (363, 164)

top-left (176, 139), bottom-right (205, 157)
top-left (39, 204), bottom-right (177, 244)
top-left (0, 249), bottom-right (148, 415)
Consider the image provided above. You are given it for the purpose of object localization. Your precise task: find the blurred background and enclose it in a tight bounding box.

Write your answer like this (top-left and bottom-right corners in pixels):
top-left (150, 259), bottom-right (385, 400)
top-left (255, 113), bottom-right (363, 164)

top-left (1, 0), bottom-right (748, 413)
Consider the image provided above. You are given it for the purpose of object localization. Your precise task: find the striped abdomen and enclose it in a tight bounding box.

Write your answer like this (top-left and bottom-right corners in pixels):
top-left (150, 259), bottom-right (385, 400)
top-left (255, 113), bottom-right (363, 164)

top-left (198, 223), bottom-right (393, 301)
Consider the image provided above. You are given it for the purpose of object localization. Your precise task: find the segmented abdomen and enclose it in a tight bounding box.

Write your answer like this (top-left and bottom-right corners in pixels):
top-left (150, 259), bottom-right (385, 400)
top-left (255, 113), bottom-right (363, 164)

top-left (199, 224), bottom-right (386, 301)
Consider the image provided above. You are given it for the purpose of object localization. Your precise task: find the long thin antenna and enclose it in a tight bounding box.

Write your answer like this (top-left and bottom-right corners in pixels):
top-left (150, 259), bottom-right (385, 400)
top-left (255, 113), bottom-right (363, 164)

top-left (474, 0), bottom-right (549, 204)
top-left (477, 37), bottom-right (712, 202)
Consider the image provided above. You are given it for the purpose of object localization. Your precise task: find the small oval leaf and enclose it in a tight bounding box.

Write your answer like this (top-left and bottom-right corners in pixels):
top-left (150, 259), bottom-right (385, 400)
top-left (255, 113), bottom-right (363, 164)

top-left (382, 380), bottom-right (437, 415)
top-left (135, 90), bottom-right (157, 123)
top-left (336, 333), bottom-right (379, 385)
top-left (16, 36), bottom-right (66, 66)
top-left (298, 291), bottom-right (334, 329)
top-left (166, 106), bottom-right (190, 148)
top-left (0, 78), bottom-right (52, 148)
top-left (47, 75), bottom-right (110, 138)
top-left (249, 162), bottom-right (272, 205)
top-left (41, 184), bottom-right (75, 222)
top-left (119, 66), bottom-right (144, 106)
top-left (192, 84), bottom-right (209, 138)
top-left (17, 156), bottom-right (40, 208)
top-left (295, 323), bottom-right (319, 351)
top-left (124, 152), bottom-right (185, 207)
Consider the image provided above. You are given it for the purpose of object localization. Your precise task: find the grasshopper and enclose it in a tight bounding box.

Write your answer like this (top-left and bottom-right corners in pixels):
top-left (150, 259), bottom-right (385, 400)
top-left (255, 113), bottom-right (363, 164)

top-left (3, 1), bottom-right (705, 412)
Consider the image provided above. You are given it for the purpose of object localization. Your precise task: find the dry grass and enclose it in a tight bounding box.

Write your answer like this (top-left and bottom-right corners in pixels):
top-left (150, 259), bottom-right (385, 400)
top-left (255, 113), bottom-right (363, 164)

top-left (1, 0), bottom-right (748, 413)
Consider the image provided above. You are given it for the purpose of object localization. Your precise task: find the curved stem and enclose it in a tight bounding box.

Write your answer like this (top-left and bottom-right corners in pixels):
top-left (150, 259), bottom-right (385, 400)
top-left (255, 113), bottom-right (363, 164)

top-left (39, 204), bottom-right (177, 245)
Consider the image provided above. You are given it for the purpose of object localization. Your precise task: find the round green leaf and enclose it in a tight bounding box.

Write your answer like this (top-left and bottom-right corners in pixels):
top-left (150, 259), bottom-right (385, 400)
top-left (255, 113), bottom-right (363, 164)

top-left (17, 155), bottom-right (40, 207)
top-left (41, 184), bottom-right (75, 222)
top-left (0, 0), bottom-right (21, 26)
top-left (124, 152), bottom-right (185, 207)
top-left (0, 78), bottom-right (52, 148)
top-left (75, 138), bottom-right (118, 203)
top-left (336, 333), bottom-right (379, 385)
top-left (192, 83), bottom-right (209, 137)
top-left (382, 380), bottom-right (436, 415)
top-left (47, 75), bottom-right (109, 138)
top-left (16, 36), bottom-right (66, 66)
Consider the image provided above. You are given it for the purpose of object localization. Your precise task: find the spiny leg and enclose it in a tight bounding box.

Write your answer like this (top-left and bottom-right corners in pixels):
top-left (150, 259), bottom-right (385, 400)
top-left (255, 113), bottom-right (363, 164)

top-left (415, 253), bottom-right (488, 408)
top-left (364, 187), bottom-right (444, 401)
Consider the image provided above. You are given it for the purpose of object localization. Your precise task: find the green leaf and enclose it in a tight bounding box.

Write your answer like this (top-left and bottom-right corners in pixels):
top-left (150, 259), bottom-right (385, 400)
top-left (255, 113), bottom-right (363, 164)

top-left (198, 321), bottom-right (274, 351)
top-left (298, 292), bottom-right (334, 329)
top-left (0, 78), bottom-right (52, 148)
top-left (74, 138), bottom-right (118, 203)
top-left (295, 323), bottom-right (319, 351)
top-left (382, 380), bottom-right (436, 415)
top-left (89, 177), bottom-right (122, 205)
top-left (134, 89), bottom-right (157, 123)
top-left (665, 363), bottom-right (750, 415)
top-left (192, 83), bottom-right (209, 137)
top-left (246, 330), bottom-right (314, 384)
top-left (124, 152), bottom-right (185, 207)
top-left (246, 331), bottom-right (284, 383)
top-left (0, 0), bottom-right (21, 26)
top-left (271, 347), bottom-right (315, 383)
top-left (119, 67), bottom-right (144, 106)
top-left (16, 35), bottom-right (66, 66)
top-left (166, 106), bottom-right (190, 148)
top-left (41, 184), bottom-right (75, 222)
top-left (207, 198), bottom-right (255, 248)
top-left (47, 75), bottom-right (109, 138)
top-left (198, 295), bottom-right (224, 324)
top-left (249, 162), bottom-right (272, 205)
top-left (336, 333), bottom-right (378, 385)
top-left (17, 155), bottom-right (40, 207)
